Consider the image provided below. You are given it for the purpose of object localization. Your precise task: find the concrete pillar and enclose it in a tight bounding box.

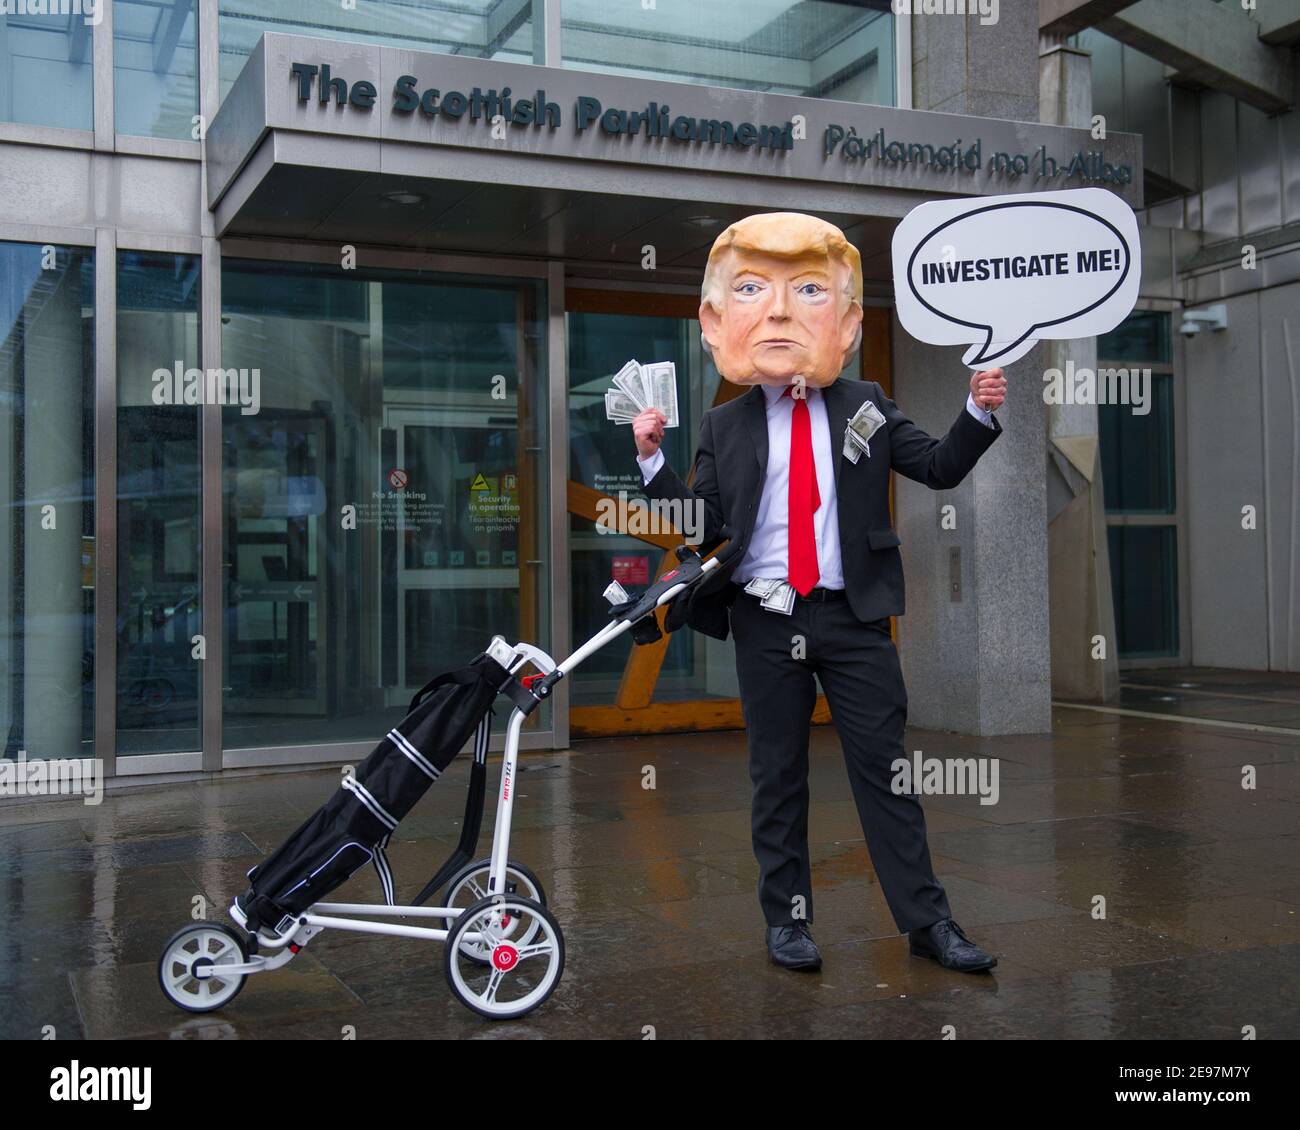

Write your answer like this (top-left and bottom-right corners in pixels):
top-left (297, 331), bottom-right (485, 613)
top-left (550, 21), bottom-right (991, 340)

top-left (1040, 34), bottom-right (1094, 128)
top-left (892, 333), bottom-right (1053, 736)
top-left (23, 265), bottom-right (87, 757)
top-left (891, 7), bottom-right (1053, 735)
top-left (894, 326), bottom-right (1055, 738)
top-left (1040, 34), bottom-right (1120, 703)
top-left (910, 1), bottom-right (1042, 119)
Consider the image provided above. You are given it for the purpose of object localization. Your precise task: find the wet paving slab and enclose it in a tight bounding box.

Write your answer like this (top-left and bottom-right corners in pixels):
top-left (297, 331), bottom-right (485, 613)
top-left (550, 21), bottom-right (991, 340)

top-left (1068, 666), bottom-right (1300, 732)
top-left (1, 706), bottom-right (1298, 1040)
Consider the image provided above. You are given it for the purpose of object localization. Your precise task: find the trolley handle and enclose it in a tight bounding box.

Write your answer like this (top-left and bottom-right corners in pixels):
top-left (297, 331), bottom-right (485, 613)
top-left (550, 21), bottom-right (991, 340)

top-left (610, 525), bottom-right (741, 625)
top-left (516, 526), bottom-right (745, 696)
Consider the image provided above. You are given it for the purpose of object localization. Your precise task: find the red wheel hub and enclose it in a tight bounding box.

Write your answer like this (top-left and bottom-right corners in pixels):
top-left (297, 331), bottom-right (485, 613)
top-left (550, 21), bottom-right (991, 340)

top-left (491, 943), bottom-right (519, 971)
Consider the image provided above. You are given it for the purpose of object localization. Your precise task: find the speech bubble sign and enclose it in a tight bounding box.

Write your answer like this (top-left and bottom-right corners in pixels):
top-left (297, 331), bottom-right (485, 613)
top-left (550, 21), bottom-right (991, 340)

top-left (891, 187), bottom-right (1141, 369)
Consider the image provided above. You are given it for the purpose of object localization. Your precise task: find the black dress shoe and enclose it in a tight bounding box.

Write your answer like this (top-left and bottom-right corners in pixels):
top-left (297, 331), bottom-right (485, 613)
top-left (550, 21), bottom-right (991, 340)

top-left (908, 918), bottom-right (997, 972)
top-left (766, 922), bottom-right (822, 971)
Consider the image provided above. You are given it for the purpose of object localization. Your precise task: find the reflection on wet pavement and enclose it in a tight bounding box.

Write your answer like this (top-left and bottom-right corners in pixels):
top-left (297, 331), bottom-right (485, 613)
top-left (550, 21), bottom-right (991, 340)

top-left (2, 705), bottom-right (1297, 1040)
top-left (1065, 666), bottom-right (1300, 732)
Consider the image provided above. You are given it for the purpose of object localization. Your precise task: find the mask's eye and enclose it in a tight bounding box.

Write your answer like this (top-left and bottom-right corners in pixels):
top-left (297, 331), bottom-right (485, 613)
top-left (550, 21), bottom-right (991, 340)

top-left (797, 283), bottom-right (827, 298)
top-left (734, 281), bottom-right (762, 296)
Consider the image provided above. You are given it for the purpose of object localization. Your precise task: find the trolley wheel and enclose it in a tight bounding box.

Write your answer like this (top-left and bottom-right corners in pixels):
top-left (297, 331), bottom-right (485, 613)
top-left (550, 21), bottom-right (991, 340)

top-left (158, 923), bottom-right (249, 1013)
top-left (441, 859), bottom-right (547, 965)
top-left (444, 894), bottom-right (564, 1021)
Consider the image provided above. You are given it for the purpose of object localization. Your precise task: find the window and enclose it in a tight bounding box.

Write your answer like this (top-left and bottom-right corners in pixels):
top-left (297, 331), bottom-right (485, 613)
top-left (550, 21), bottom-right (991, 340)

top-left (561, 0), bottom-right (896, 106)
top-left (0, 5), bottom-right (95, 130)
top-left (219, 258), bottom-right (549, 752)
top-left (116, 251), bottom-right (202, 755)
top-left (114, 0), bottom-right (199, 139)
top-left (1099, 310), bottom-right (1179, 660)
top-left (0, 241), bottom-right (96, 761)
top-left (217, 0), bottom-right (536, 105)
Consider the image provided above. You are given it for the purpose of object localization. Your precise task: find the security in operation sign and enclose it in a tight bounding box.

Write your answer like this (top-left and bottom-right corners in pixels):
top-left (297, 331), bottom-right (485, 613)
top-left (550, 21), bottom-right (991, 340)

top-left (890, 187), bottom-right (1141, 369)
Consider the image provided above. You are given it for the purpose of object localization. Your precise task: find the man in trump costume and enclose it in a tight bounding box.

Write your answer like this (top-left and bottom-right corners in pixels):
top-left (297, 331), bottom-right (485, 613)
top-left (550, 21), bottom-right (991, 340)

top-left (632, 212), bottom-right (1007, 972)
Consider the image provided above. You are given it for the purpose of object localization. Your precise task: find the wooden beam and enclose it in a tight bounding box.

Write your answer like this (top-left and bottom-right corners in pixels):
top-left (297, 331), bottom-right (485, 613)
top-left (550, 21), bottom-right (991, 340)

top-left (567, 476), bottom-right (687, 711)
top-left (568, 350), bottom-right (755, 719)
top-left (571, 695), bottom-right (834, 738)
top-left (567, 479), bottom-right (684, 549)
top-left (615, 551), bottom-right (677, 709)
top-left (860, 306), bottom-right (892, 391)
top-left (565, 288), bottom-right (702, 318)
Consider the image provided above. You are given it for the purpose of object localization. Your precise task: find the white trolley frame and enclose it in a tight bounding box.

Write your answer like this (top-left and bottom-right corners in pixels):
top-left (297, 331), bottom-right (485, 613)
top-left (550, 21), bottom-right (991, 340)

top-left (165, 548), bottom-right (730, 1018)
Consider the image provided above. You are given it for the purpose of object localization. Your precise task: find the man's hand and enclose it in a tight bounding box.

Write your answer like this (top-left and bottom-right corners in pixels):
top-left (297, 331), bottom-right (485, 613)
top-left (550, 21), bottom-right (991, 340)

top-left (633, 407), bottom-right (668, 459)
top-left (970, 367), bottom-right (1007, 412)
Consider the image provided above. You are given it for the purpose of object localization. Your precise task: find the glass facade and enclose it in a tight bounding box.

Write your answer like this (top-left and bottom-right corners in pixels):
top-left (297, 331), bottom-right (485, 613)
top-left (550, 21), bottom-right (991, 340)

top-left (1099, 372), bottom-right (1174, 513)
top-left (5, 0), bottom-right (1156, 767)
top-left (1099, 311), bottom-right (1179, 660)
top-left (561, 0), bottom-right (896, 105)
top-left (116, 252), bottom-right (203, 755)
top-left (114, 0), bottom-right (199, 139)
top-left (220, 259), bottom-right (549, 752)
top-left (1106, 524), bottom-right (1178, 659)
top-left (217, 0), bottom-right (536, 103)
top-left (0, 4), bottom-right (95, 130)
top-left (567, 306), bottom-right (738, 707)
top-left (1097, 308), bottom-right (1171, 364)
top-left (0, 242), bottom-right (96, 761)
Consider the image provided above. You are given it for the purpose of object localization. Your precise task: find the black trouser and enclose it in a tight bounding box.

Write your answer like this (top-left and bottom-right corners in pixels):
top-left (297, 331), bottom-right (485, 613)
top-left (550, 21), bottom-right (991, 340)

top-left (728, 588), bottom-right (951, 934)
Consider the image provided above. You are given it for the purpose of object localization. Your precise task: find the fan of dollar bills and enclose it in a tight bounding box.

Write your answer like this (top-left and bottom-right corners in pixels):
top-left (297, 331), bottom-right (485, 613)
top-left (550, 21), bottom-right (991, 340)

top-left (603, 359), bottom-right (680, 428)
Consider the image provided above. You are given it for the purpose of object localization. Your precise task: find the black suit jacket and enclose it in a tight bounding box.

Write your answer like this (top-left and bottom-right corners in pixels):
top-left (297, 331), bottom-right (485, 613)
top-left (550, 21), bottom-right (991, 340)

top-left (640, 377), bottom-right (1002, 640)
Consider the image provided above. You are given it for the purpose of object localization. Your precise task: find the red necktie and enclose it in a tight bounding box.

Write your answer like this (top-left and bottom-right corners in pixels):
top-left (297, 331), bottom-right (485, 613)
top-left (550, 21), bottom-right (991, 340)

top-left (782, 386), bottom-right (820, 595)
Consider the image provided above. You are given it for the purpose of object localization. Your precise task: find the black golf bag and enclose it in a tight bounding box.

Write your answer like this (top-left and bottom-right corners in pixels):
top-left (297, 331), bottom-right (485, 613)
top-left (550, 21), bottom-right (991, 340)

top-left (234, 651), bottom-right (523, 935)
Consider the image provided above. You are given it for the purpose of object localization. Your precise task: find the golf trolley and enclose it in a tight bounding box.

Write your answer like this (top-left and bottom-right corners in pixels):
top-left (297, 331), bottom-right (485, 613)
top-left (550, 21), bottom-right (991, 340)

top-left (159, 533), bottom-right (735, 1021)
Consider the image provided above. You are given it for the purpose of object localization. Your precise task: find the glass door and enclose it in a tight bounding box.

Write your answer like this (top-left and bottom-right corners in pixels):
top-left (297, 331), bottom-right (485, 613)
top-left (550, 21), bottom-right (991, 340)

top-left (565, 289), bottom-right (745, 738)
top-left (382, 405), bottom-right (527, 708)
top-left (224, 409), bottom-right (330, 717)
top-left (564, 290), bottom-right (895, 738)
top-left (220, 259), bottom-right (549, 758)
top-left (118, 405), bottom-right (203, 741)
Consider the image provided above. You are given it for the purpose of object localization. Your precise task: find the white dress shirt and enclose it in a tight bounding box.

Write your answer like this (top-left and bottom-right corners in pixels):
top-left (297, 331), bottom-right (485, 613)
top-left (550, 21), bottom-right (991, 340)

top-left (636, 389), bottom-right (995, 590)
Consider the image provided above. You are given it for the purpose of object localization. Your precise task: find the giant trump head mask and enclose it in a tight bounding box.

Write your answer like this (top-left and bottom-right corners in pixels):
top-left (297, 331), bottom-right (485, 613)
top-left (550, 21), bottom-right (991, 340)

top-left (699, 212), bottom-right (864, 388)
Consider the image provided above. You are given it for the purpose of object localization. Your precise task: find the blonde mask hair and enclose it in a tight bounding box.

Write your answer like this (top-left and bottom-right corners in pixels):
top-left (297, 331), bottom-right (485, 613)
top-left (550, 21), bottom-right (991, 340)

top-left (700, 212), bottom-right (864, 382)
